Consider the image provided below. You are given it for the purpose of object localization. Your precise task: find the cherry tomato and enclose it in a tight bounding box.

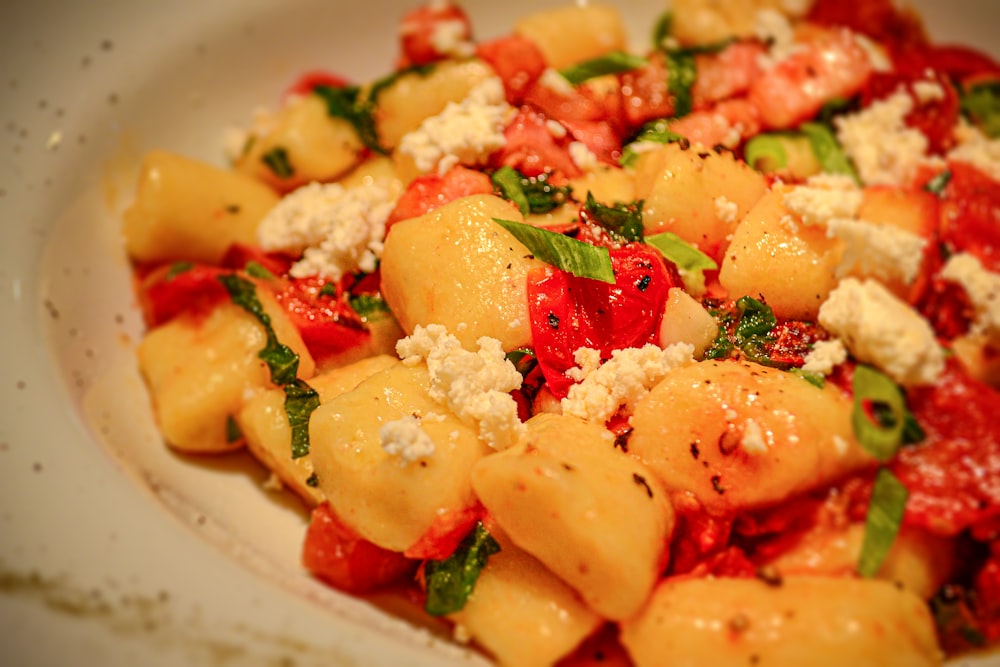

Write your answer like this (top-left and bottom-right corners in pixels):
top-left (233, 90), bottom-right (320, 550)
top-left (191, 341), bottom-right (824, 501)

top-left (273, 276), bottom-right (370, 365)
top-left (384, 165), bottom-right (493, 230)
top-left (475, 35), bottom-right (546, 105)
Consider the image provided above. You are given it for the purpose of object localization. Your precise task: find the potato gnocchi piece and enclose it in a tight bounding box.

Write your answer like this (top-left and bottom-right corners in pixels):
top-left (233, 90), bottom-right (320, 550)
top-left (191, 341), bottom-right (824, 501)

top-left (123, 150), bottom-right (279, 265)
top-left (380, 194), bottom-right (544, 350)
top-left (668, 0), bottom-right (810, 47)
top-left (137, 292), bottom-right (315, 454)
top-left (620, 576), bottom-right (943, 667)
top-left (633, 143), bottom-right (767, 261)
top-left (237, 355), bottom-right (398, 506)
top-left (514, 5), bottom-right (627, 69)
top-left (629, 359), bottom-right (875, 515)
top-left (309, 362), bottom-right (491, 552)
top-left (376, 59), bottom-right (495, 151)
top-left (719, 185), bottom-right (842, 321)
top-left (449, 528), bottom-right (602, 667)
top-left (471, 413), bottom-right (675, 620)
top-left (235, 94), bottom-right (365, 192)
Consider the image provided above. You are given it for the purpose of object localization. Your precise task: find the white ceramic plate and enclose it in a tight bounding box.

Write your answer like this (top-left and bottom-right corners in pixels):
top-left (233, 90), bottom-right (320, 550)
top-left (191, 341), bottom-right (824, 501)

top-left (1, 1), bottom-right (998, 665)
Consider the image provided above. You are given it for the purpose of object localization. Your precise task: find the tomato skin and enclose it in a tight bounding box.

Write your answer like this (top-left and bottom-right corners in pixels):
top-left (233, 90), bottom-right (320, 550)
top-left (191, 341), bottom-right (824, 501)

top-left (493, 106), bottom-right (582, 178)
top-left (139, 264), bottom-right (230, 328)
top-left (402, 504), bottom-right (485, 560)
top-left (397, 2), bottom-right (472, 68)
top-left (476, 35), bottom-right (546, 105)
top-left (527, 244), bottom-right (680, 399)
top-left (273, 276), bottom-right (370, 365)
top-left (939, 161), bottom-right (1000, 273)
top-left (283, 70), bottom-right (351, 100)
top-left (384, 165), bottom-right (493, 230)
top-left (302, 503), bottom-right (416, 594)
top-left (892, 360), bottom-right (1000, 536)
top-left (863, 69), bottom-right (960, 154)
top-left (806, 0), bottom-right (927, 49)
top-left (220, 242), bottom-right (293, 277)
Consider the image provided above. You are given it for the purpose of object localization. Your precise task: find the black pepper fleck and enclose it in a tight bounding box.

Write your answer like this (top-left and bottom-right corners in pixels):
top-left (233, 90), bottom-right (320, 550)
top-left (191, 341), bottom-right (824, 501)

top-left (632, 473), bottom-right (654, 498)
top-left (711, 475), bottom-right (725, 494)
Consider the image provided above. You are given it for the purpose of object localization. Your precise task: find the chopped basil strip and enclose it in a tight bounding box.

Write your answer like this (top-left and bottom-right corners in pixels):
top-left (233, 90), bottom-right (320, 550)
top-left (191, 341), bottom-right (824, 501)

top-left (621, 120), bottom-right (686, 167)
top-left (244, 261), bottom-right (276, 281)
top-left (799, 122), bottom-right (859, 183)
top-left (664, 49), bottom-right (696, 118)
top-left (652, 11), bottom-right (673, 50)
top-left (493, 218), bottom-right (615, 283)
top-left (261, 146), bottom-right (294, 179)
top-left (505, 349), bottom-right (538, 379)
top-left (217, 273), bottom-right (319, 457)
top-left (857, 467), bottom-right (908, 577)
top-left (305, 473), bottom-right (319, 488)
top-left (960, 80), bottom-right (1000, 138)
top-left (285, 379), bottom-right (321, 459)
top-left (851, 365), bottom-right (918, 461)
top-left (424, 522), bottom-right (500, 616)
top-left (318, 282), bottom-right (338, 298)
top-left (349, 293), bottom-right (391, 319)
top-left (744, 133), bottom-right (791, 172)
top-left (924, 170), bottom-right (952, 196)
top-left (584, 192), bottom-right (644, 243)
top-left (164, 261), bottom-right (194, 281)
top-left (492, 167), bottom-right (571, 215)
top-left (491, 166), bottom-right (531, 214)
top-left (313, 84), bottom-right (384, 154)
top-left (560, 51), bottom-right (647, 85)
top-left (646, 232), bottom-right (718, 278)
top-left (225, 415), bottom-right (242, 443)
top-left (734, 296), bottom-right (777, 342)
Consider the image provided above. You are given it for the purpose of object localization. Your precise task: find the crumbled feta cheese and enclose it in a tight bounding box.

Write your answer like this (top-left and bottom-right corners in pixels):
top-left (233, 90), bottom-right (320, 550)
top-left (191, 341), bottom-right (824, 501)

top-left (399, 77), bottom-right (511, 175)
top-left (430, 19), bottom-right (475, 59)
top-left (714, 195), bottom-right (739, 224)
top-left (833, 435), bottom-right (850, 456)
top-left (569, 141), bottom-right (600, 171)
top-left (826, 217), bottom-right (928, 284)
top-left (801, 338), bottom-right (848, 375)
top-left (741, 418), bottom-right (769, 455)
top-left (783, 183), bottom-right (863, 226)
top-left (947, 124), bottom-right (1000, 182)
top-left (940, 252), bottom-right (1000, 340)
top-left (396, 324), bottom-right (525, 449)
top-left (380, 415), bottom-right (436, 465)
top-left (912, 80), bottom-right (946, 104)
top-left (566, 347), bottom-right (602, 383)
top-left (257, 180), bottom-right (398, 280)
top-left (538, 67), bottom-right (576, 96)
top-left (818, 278), bottom-right (944, 386)
top-left (546, 119), bottom-right (568, 139)
top-left (835, 90), bottom-right (929, 186)
top-left (853, 34), bottom-right (892, 73)
top-left (754, 9), bottom-right (800, 69)
top-left (561, 343), bottom-right (695, 423)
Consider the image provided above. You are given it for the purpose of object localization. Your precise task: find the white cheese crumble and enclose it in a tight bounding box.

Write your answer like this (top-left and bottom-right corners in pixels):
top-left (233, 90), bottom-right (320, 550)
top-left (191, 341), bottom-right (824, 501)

top-left (783, 183), bottom-right (863, 226)
top-left (538, 67), bottom-right (577, 97)
top-left (561, 343), bottom-right (696, 424)
top-left (801, 338), bottom-right (848, 375)
top-left (380, 415), bottom-right (436, 465)
top-left (818, 278), bottom-right (944, 386)
top-left (853, 34), bottom-right (892, 73)
top-left (826, 217), bottom-right (928, 284)
top-left (257, 180), bottom-right (398, 280)
top-left (396, 324), bottom-right (525, 450)
top-left (912, 79), bottom-right (946, 104)
top-left (947, 123), bottom-right (1000, 182)
top-left (835, 90), bottom-right (928, 186)
top-left (940, 252), bottom-right (1000, 341)
top-left (399, 77), bottom-right (511, 175)
top-left (569, 141), bottom-right (601, 171)
top-left (741, 418), bottom-right (769, 455)
top-left (714, 195), bottom-right (739, 224)
top-left (754, 9), bottom-right (800, 69)
top-left (430, 19), bottom-right (475, 59)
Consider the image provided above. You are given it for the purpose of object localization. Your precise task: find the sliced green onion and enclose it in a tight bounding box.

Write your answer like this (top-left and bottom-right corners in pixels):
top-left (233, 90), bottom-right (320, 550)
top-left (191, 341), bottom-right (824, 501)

top-left (493, 218), bottom-right (615, 283)
top-left (424, 522), bottom-right (500, 616)
top-left (851, 365), bottom-right (911, 462)
top-left (858, 467), bottom-right (908, 577)
top-left (799, 122), bottom-right (859, 183)
top-left (744, 133), bottom-right (791, 172)
top-left (645, 232), bottom-right (717, 277)
top-left (790, 368), bottom-right (825, 389)
top-left (560, 51), bottom-right (648, 85)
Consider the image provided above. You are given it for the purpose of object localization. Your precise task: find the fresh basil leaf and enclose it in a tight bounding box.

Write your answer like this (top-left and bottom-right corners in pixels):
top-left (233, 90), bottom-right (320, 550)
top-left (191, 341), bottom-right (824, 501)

top-left (305, 472), bottom-right (319, 488)
top-left (313, 84), bottom-right (385, 155)
top-left (960, 80), bottom-right (1000, 138)
top-left (583, 192), bottom-right (644, 243)
top-left (924, 170), bottom-right (952, 196)
top-left (734, 296), bottom-right (777, 342)
top-left (799, 122), bottom-right (859, 183)
top-left (164, 261), bottom-right (195, 281)
top-left (493, 218), bottom-right (615, 283)
top-left (790, 368), bottom-right (825, 389)
top-left (560, 51), bottom-right (647, 85)
top-left (664, 50), bottom-right (696, 118)
top-left (349, 293), bottom-right (391, 319)
top-left (851, 365), bottom-right (914, 461)
top-left (646, 232), bottom-right (717, 276)
top-left (225, 415), bottom-right (242, 443)
top-left (505, 349), bottom-right (538, 379)
top-left (244, 261), bottom-right (276, 281)
top-left (857, 467), bottom-right (908, 577)
top-left (261, 146), bottom-right (294, 179)
top-left (318, 282), bottom-right (338, 298)
top-left (285, 379), bottom-right (321, 459)
top-left (744, 133), bottom-right (791, 172)
top-left (425, 523), bottom-right (500, 616)
top-left (652, 11), bottom-right (673, 50)
top-left (493, 167), bottom-right (571, 215)
top-left (621, 120), bottom-right (686, 167)
top-left (491, 166), bottom-right (531, 214)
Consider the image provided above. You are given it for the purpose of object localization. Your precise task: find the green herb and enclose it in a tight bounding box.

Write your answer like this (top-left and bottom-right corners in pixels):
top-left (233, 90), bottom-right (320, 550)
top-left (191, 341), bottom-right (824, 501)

top-left (799, 122), bottom-right (859, 183)
top-left (492, 167), bottom-right (571, 215)
top-left (704, 324), bottom-right (735, 360)
top-left (583, 192), bottom-right (644, 243)
top-left (261, 146), bottom-right (294, 179)
top-left (652, 11), bottom-right (673, 50)
top-left (349, 293), bottom-right (391, 319)
top-left (313, 84), bottom-right (383, 154)
top-left (744, 133), bottom-right (791, 172)
top-left (560, 51), bottom-right (647, 85)
top-left (285, 379), bottom-right (321, 459)
top-left (505, 349), bottom-right (538, 379)
top-left (217, 273), bottom-right (320, 458)
top-left (850, 365), bottom-right (920, 461)
top-left (924, 170), bottom-right (953, 196)
top-left (164, 261), bottom-right (195, 281)
top-left (960, 80), bottom-right (1000, 138)
top-left (790, 368), bottom-right (825, 389)
top-left (492, 166), bottom-right (531, 214)
top-left (305, 473), bottom-right (319, 488)
top-left (493, 218), bottom-right (615, 283)
top-left (664, 49), bottom-right (697, 118)
top-left (815, 96), bottom-right (854, 125)
top-left (424, 522), bottom-right (501, 616)
top-left (646, 232), bottom-right (717, 279)
top-left (857, 467), bottom-right (908, 577)
top-left (244, 261), bottom-right (276, 281)
top-left (621, 120), bottom-right (686, 167)
top-left (734, 296), bottom-right (777, 342)
top-left (225, 415), bottom-right (242, 443)
top-left (318, 282), bottom-right (338, 298)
